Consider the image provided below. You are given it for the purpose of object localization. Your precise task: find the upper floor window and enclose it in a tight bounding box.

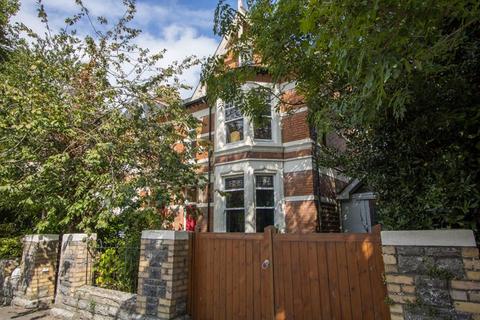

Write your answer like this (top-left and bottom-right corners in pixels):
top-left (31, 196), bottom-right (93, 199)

top-left (255, 175), bottom-right (274, 232)
top-left (253, 99), bottom-right (272, 140)
top-left (225, 176), bottom-right (245, 232)
top-left (225, 103), bottom-right (244, 144)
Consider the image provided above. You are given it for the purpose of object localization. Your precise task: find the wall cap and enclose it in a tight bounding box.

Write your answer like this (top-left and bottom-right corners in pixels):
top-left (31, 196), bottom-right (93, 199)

top-left (61, 233), bottom-right (97, 243)
top-left (381, 229), bottom-right (477, 247)
top-left (141, 230), bottom-right (189, 240)
top-left (23, 234), bottom-right (59, 242)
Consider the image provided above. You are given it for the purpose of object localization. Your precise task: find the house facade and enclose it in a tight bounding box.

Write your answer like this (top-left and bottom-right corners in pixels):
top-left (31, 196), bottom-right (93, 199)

top-left (173, 4), bottom-right (351, 234)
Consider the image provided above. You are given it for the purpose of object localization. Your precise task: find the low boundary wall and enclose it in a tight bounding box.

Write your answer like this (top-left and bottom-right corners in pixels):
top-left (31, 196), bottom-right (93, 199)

top-left (381, 230), bottom-right (480, 319)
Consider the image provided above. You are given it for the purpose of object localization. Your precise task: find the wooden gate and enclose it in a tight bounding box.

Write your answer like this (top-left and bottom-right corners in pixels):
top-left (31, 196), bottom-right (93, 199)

top-left (188, 227), bottom-right (390, 319)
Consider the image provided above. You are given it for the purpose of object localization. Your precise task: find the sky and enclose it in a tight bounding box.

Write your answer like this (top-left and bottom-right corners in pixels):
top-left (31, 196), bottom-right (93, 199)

top-left (13, 0), bottom-right (237, 98)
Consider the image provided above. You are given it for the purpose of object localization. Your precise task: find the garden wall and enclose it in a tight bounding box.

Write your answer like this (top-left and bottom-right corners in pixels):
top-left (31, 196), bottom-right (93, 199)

top-left (381, 230), bottom-right (480, 320)
top-left (0, 259), bottom-right (19, 306)
top-left (51, 231), bottom-right (191, 320)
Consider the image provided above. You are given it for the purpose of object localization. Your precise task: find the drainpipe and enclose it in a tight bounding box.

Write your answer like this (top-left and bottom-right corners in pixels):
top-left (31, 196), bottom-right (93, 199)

top-left (205, 97), bottom-right (212, 232)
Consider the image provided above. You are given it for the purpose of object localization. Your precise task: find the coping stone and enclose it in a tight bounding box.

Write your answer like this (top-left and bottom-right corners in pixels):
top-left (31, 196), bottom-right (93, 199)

top-left (141, 230), bottom-right (189, 241)
top-left (381, 230), bottom-right (476, 247)
top-left (23, 234), bottom-right (59, 242)
top-left (61, 233), bottom-right (96, 243)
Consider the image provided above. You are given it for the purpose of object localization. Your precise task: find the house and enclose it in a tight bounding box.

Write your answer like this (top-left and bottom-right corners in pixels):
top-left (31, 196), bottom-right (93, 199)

top-left (173, 1), bottom-right (354, 234)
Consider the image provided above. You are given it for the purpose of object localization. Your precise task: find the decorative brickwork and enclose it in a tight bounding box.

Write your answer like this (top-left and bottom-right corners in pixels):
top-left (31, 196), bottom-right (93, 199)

top-left (136, 230), bottom-right (190, 319)
top-left (11, 234), bottom-right (59, 308)
top-left (381, 230), bottom-right (480, 320)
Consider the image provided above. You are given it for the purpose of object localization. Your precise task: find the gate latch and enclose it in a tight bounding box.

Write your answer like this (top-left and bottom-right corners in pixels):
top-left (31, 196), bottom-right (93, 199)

top-left (261, 259), bottom-right (270, 270)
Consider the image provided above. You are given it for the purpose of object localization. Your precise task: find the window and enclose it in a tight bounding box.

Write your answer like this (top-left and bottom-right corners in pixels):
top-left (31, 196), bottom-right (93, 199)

top-left (253, 99), bottom-right (272, 140)
top-left (255, 175), bottom-right (274, 232)
top-left (225, 176), bottom-right (245, 232)
top-left (225, 103), bottom-right (244, 143)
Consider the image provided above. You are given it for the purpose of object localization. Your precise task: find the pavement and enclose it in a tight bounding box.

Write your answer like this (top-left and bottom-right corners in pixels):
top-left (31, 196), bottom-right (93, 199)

top-left (0, 306), bottom-right (53, 320)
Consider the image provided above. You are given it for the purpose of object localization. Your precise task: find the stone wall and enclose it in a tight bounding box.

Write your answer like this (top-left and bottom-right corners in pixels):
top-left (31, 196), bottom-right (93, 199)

top-left (382, 230), bottom-right (480, 320)
top-left (136, 230), bottom-right (190, 319)
top-left (12, 234), bottom-right (59, 308)
top-left (0, 259), bottom-right (19, 305)
top-left (51, 285), bottom-right (139, 320)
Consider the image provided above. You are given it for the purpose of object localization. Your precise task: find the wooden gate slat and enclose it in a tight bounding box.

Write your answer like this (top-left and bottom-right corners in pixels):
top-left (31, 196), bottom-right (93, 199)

top-left (291, 241), bottom-right (304, 319)
top-left (245, 240), bottom-right (254, 320)
top-left (346, 241), bottom-right (363, 320)
top-left (253, 239), bottom-right (262, 320)
top-left (317, 242), bottom-right (332, 319)
top-left (225, 239), bottom-right (233, 320)
top-left (357, 241), bottom-right (375, 320)
top-left (307, 242), bottom-right (322, 319)
top-left (336, 242), bottom-right (353, 320)
top-left (326, 242), bottom-right (342, 320)
top-left (298, 241), bottom-right (312, 319)
top-left (273, 238), bottom-right (285, 320)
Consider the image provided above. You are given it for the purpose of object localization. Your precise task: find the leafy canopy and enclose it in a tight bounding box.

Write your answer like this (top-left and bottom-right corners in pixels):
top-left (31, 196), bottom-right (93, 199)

top-left (203, 0), bottom-right (480, 231)
top-left (0, 0), bottom-right (204, 235)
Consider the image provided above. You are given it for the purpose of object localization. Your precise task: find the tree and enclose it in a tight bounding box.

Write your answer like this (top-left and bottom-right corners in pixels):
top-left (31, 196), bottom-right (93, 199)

top-left (203, 0), bottom-right (480, 231)
top-left (0, 0), bottom-right (204, 237)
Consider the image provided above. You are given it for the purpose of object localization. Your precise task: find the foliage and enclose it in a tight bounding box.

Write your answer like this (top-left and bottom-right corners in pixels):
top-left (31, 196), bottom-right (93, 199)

top-left (93, 246), bottom-right (134, 292)
top-left (203, 0), bottom-right (480, 231)
top-left (0, 0), bottom-right (205, 235)
top-left (0, 236), bottom-right (22, 259)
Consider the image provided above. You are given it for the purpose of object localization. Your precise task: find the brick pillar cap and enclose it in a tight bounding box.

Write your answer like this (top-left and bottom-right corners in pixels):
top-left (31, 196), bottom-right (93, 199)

top-left (381, 229), bottom-right (476, 247)
top-left (23, 234), bottom-right (59, 242)
top-left (141, 230), bottom-right (189, 240)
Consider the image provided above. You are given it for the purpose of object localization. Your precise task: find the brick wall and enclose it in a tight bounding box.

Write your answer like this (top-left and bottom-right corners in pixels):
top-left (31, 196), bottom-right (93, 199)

top-left (381, 230), bottom-right (480, 320)
top-left (284, 170), bottom-right (315, 197)
top-left (281, 111), bottom-right (311, 143)
top-left (12, 234), bottom-right (59, 308)
top-left (319, 202), bottom-right (340, 233)
top-left (284, 200), bottom-right (318, 233)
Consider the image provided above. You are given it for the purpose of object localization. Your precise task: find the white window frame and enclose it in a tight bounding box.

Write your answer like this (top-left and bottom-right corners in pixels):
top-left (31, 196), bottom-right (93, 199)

top-left (224, 103), bottom-right (244, 145)
top-left (224, 175), bottom-right (245, 232)
top-left (254, 174), bottom-right (275, 232)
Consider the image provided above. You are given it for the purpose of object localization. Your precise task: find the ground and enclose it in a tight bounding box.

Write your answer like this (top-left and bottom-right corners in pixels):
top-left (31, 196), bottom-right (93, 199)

top-left (0, 306), bottom-right (53, 320)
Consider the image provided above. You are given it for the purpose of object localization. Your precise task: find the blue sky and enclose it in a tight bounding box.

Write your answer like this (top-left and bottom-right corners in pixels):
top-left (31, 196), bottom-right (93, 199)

top-left (14, 0), bottom-right (237, 97)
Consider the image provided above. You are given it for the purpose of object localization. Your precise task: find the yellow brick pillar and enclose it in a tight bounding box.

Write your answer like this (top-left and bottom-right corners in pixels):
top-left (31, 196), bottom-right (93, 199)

top-left (11, 234), bottom-right (59, 308)
top-left (52, 233), bottom-right (96, 309)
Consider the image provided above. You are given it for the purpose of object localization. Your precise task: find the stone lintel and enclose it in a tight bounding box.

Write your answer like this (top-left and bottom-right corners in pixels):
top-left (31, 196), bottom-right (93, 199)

top-left (23, 234), bottom-right (59, 242)
top-left (381, 230), bottom-right (476, 247)
top-left (141, 230), bottom-right (190, 241)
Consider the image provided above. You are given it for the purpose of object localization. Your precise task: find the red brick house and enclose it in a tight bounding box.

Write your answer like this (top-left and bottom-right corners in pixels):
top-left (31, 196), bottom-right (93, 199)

top-left (173, 2), bottom-right (354, 234)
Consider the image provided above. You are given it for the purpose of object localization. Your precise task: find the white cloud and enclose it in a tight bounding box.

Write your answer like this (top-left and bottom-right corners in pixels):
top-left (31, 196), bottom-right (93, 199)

top-left (12, 0), bottom-right (218, 98)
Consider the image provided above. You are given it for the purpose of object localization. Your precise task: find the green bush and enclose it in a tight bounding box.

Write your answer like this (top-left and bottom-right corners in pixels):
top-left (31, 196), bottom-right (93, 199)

top-left (0, 237), bottom-right (22, 259)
